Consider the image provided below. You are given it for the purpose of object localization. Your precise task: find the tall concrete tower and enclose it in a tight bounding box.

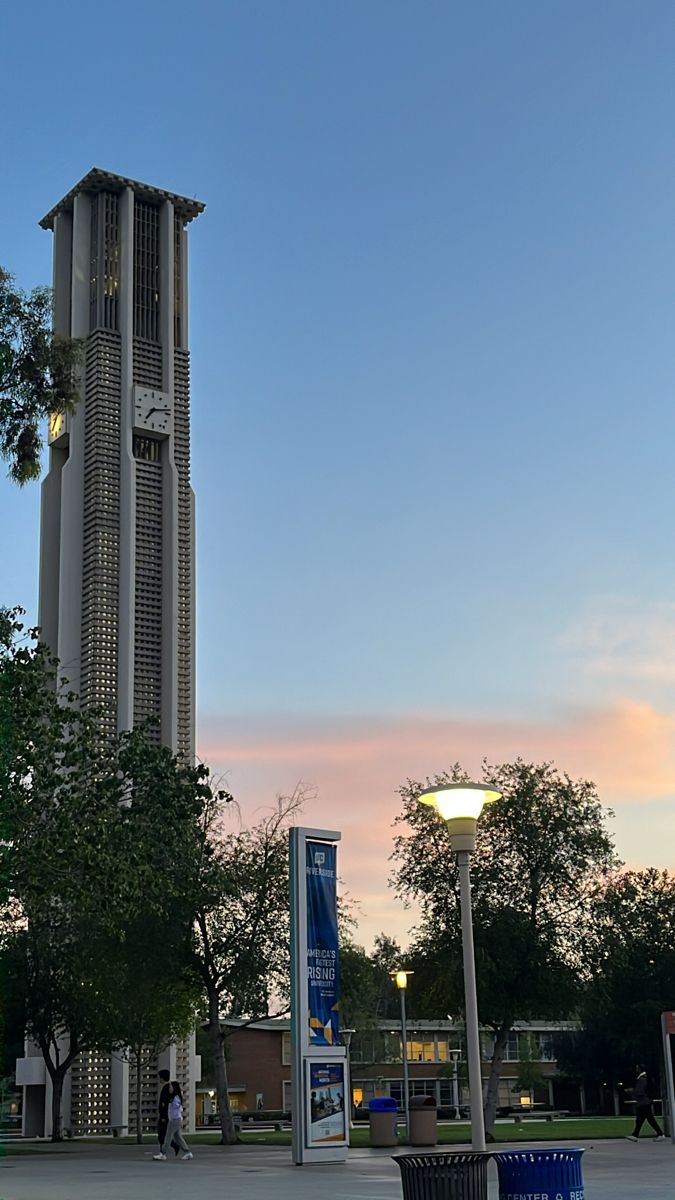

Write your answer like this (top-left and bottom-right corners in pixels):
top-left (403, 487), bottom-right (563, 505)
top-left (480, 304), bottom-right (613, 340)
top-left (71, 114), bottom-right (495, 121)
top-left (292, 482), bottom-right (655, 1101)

top-left (38, 168), bottom-right (204, 757)
top-left (19, 170), bottom-right (205, 1138)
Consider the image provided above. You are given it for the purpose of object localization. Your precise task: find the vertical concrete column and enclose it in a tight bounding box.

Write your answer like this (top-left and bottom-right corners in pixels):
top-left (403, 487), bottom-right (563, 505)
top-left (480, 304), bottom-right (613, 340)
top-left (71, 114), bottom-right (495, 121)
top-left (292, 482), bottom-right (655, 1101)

top-left (181, 224), bottom-right (197, 760)
top-left (187, 1031), bottom-right (200, 1134)
top-left (38, 210), bottom-right (73, 650)
top-left (117, 187), bottom-right (136, 732)
top-left (159, 199), bottom-right (179, 749)
top-left (110, 1052), bottom-right (130, 1133)
top-left (56, 193), bottom-right (90, 698)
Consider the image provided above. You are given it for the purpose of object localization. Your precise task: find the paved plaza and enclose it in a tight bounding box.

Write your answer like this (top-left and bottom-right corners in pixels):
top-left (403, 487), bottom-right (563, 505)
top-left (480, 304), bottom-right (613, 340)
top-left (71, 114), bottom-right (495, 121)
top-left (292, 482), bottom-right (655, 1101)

top-left (0, 1139), bottom-right (673, 1200)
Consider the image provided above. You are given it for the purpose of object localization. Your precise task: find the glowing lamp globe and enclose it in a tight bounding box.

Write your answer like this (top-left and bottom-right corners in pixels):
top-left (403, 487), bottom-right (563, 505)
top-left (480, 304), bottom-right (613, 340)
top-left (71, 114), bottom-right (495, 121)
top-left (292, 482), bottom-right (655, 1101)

top-left (392, 970), bottom-right (412, 990)
top-left (417, 782), bottom-right (502, 851)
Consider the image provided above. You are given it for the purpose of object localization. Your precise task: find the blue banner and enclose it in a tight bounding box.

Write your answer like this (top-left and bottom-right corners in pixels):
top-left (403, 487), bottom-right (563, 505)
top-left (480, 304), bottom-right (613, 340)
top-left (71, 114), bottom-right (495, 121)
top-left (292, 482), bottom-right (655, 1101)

top-left (306, 841), bottom-right (340, 1045)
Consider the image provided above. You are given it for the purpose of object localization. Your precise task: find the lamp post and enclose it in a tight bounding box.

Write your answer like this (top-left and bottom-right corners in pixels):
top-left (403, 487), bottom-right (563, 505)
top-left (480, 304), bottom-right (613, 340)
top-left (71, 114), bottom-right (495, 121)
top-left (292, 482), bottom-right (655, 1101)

top-left (340, 1028), bottom-right (355, 1129)
top-left (450, 1048), bottom-right (461, 1119)
top-left (391, 969), bottom-right (413, 1142)
top-left (417, 781), bottom-right (501, 1152)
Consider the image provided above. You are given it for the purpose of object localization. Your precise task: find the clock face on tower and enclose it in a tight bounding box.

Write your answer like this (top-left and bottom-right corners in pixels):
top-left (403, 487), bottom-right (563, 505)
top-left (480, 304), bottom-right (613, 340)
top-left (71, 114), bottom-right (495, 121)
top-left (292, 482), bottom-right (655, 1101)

top-left (133, 386), bottom-right (173, 435)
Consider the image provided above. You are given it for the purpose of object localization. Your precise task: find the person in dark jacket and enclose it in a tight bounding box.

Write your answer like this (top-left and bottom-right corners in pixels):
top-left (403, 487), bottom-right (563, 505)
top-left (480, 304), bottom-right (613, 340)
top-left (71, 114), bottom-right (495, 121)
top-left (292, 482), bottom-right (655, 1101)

top-left (626, 1065), bottom-right (665, 1140)
top-left (154, 1068), bottom-right (181, 1159)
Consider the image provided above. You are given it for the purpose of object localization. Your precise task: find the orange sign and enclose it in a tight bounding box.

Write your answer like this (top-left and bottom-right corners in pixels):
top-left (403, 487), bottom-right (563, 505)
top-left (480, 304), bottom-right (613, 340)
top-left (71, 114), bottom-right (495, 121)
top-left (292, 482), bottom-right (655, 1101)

top-left (663, 1011), bottom-right (675, 1035)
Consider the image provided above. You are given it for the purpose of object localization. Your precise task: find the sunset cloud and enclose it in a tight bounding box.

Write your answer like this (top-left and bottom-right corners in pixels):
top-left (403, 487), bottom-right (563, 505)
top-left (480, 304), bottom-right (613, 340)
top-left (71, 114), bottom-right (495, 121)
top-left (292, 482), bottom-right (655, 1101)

top-left (197, 701), bottom-right (675, 948)
top-left (561, 596), bottom-right (675, 684)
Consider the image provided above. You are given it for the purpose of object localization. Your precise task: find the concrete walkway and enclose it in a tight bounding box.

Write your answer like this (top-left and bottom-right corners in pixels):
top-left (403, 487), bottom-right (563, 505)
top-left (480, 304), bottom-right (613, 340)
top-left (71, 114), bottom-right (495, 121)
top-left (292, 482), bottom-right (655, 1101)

top-left (0, 1138), bottom-right (673, 1200)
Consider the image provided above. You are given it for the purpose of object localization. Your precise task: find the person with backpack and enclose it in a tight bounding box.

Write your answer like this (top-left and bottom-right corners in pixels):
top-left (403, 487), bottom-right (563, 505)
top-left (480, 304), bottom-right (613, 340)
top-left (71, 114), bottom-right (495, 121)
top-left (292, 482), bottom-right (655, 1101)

top-left (154, 1081), bottom-right (193, 1161)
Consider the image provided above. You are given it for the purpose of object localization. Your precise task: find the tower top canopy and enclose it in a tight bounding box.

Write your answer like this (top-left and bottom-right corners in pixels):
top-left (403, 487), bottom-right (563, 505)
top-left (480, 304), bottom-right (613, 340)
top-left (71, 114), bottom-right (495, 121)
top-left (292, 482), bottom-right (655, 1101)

top-left (39, 167), bottom-right (206, 230)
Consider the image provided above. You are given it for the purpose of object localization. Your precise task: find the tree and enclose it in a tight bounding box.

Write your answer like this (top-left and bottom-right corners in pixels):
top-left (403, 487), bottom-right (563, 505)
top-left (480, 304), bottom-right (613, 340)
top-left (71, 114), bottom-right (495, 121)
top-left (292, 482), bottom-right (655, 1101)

top-left (581, 868), bottom-right (675, 1082)
top-left (392, 759), bottom-right (618, 1136)
top-left (190, 788), bottom-right (307, 1145)
top-left (0, 610), bottom-right (212, 1139)
top-left (339, 932), bottom-right (402, 1029)
top-left (0, 268), bottom-right (81, 483)
top-left (0, 608), bottom-right (114, 1138)
top-left (105, 913), bottom-right (200, 1142)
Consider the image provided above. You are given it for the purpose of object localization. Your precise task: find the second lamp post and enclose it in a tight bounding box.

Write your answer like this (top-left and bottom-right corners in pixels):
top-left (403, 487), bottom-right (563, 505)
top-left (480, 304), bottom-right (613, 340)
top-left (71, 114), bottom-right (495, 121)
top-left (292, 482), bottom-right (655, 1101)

top-left (417, 781), bottom-right (501, 1152)
top-left (391, 969), bottom-right (413, 1142)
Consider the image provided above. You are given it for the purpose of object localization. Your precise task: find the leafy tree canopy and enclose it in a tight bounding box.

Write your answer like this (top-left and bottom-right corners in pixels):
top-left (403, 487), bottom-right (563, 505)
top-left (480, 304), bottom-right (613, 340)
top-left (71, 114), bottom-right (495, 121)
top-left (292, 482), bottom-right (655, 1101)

top-left (0, 267), bottom-right (81, 483)
top-left (391, 758), bottom-right (618, 1133)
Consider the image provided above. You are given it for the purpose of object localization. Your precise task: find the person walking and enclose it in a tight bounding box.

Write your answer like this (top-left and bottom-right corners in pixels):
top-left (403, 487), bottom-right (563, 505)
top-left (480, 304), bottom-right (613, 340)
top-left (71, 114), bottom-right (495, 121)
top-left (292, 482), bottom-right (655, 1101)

top-left (626, 1065), bottom-right (665, 1141)
top-left (157, 1081), bottom-right (193, 1161)
top-left (154, 1069), bottom-right (181, 1161)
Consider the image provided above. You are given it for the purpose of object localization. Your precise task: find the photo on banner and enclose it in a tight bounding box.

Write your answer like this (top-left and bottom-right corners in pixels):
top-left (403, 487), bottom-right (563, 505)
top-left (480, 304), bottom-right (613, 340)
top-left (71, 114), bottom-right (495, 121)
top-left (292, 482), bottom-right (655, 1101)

top-left (306, 1061), bottom-right (347, 1146)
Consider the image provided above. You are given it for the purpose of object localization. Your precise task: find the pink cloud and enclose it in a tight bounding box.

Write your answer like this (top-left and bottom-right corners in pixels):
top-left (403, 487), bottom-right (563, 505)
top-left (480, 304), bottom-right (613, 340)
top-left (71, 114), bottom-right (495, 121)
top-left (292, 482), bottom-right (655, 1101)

top-left (197, 703), bottom-right (675, 948)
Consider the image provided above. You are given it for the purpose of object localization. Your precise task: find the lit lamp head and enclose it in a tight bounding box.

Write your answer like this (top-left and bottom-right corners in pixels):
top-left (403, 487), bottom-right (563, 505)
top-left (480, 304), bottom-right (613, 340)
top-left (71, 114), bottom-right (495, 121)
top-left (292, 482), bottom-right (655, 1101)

top-left (417, 782), bottom-right (501, 852)
top-left (391, 969), bottom-right (413, 990)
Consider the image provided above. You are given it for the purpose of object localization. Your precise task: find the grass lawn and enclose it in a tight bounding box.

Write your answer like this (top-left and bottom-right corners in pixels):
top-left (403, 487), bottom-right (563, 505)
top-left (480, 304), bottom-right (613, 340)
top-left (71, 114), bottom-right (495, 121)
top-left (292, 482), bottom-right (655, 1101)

top-left (0, 1117), bottom-right (639, 1155)
top-left (235, 1117), bottom-right (636, 1146)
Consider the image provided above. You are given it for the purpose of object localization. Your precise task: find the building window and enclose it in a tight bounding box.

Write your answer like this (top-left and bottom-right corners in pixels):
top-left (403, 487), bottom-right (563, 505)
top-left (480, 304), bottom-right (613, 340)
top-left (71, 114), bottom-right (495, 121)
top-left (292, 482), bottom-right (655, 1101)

top-left (282, 1031), bottom-right (291, 1066)
top-left (405, 1040), bottom-right (436, 1063)
top-left (503, 1032), bottom-right (520, 1062)
top-left (174, 214), bottom-right (184, 348)
top-left (536, 1033), bottom-right (555, 1061)
top-left (133, 435), bottom-right (161, 462)
top-left (134, 201), bottom-right (160, 342)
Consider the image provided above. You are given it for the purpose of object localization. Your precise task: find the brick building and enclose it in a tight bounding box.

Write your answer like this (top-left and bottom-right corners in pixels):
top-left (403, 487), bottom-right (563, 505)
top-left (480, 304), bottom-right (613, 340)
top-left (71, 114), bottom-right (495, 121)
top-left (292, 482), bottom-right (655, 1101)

top-left (198, 1017), bottom-right (585, 1123)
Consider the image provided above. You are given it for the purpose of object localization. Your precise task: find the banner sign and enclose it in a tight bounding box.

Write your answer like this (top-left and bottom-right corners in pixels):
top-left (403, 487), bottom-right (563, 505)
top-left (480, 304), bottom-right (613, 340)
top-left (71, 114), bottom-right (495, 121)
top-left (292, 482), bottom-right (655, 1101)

top-left (306, 840), bottom-right (340, 1046)
top-left (306, 1061), bottom-right (346, 1146)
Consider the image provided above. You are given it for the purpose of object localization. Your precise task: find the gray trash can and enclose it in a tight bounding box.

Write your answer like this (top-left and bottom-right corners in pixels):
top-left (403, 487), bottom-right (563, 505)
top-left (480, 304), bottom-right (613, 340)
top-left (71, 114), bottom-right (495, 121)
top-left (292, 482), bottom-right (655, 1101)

top-left (394, 1151), bottom-right (491, 1200)
top-left (409, 1095), bottom-right (437, 1146)
top-left (369, 1097), bottom-right (399, 1147)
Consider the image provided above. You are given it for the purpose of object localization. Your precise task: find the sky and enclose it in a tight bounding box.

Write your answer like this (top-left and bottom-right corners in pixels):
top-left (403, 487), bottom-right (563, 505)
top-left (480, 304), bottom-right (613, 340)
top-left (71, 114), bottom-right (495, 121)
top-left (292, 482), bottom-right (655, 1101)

top-left (3, 1), bottom-right (675, 949)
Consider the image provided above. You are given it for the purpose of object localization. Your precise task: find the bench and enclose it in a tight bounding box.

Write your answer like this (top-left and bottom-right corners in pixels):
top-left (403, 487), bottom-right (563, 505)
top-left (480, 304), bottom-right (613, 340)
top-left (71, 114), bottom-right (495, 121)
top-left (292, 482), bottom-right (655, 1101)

top-left (512, 1110), bottom-right (569, 1123)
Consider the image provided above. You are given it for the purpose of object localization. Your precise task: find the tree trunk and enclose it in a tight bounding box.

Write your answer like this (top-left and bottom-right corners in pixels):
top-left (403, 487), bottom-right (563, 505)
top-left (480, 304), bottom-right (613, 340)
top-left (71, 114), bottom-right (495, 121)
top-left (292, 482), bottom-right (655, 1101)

top-left (484, 1021), bottom-right (511, 1140)
top-left (135, 1047), bottom-right (143, 1144)
top-left (38, 1033), bottom-right (79, 1142)
top-left (50, 1067), bottom-right (66, 1142)
top-left (206, 983), bottom-right (237, 1145)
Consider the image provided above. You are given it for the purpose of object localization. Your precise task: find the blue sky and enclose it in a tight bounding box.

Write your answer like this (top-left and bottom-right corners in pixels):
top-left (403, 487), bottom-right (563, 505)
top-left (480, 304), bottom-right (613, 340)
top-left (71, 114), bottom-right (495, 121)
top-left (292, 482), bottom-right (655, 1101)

top-left (3, 2), bottom-right (675, 944)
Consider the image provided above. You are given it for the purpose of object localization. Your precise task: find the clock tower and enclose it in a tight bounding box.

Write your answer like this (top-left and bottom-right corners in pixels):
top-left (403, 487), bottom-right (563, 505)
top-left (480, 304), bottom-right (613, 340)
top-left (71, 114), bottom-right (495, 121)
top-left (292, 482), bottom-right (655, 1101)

top-left (38, 168), bottom-right (204, 758)
top-left (25, 169), bottom-right (205, 1138)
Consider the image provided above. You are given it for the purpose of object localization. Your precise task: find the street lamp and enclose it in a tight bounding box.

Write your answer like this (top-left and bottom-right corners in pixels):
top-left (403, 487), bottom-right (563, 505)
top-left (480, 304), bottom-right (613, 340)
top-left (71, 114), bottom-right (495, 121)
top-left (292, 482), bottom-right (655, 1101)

top-left (417, 781), bottom-right (501, 1152)
top-left (391, 969), bottom-right (413, 1142)
top-left (450, 1048), bottom-right (461, 1119)
top-left (339, 1028), bottom-right (355, 1130)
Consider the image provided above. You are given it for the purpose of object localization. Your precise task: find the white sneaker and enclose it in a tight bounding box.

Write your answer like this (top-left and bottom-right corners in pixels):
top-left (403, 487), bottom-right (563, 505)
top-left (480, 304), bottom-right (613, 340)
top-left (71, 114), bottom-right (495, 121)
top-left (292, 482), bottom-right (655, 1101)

top-left (182, 1152), bottom-right (193, 1160)
top-left (654, 1135), bottom-right (665, 1141)
top-left (153, 1153), bottom-right (167, 1160)
top-left (625, 1136), bottom-right (638, 1142)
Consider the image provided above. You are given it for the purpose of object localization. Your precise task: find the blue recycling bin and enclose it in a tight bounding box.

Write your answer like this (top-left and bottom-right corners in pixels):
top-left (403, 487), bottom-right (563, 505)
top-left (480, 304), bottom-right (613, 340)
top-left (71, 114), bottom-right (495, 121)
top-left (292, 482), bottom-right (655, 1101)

top-left (493, 1147), bottom-right (585, 1200)
top-left (369, 1096), bottom-right (398, 1147)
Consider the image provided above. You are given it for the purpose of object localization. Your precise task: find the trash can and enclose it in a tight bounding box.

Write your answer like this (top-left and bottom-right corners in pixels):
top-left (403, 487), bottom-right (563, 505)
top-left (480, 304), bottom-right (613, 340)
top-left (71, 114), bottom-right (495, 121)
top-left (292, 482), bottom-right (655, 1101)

top-left (493, 1147), bottom-right (585, 1200)
top-left (369, 1097), bottom-right (399, 1147)
top-left (394, 1152), bottom-right (491, 1200)
top-left (409, 1095), bottom-right (438, 1146)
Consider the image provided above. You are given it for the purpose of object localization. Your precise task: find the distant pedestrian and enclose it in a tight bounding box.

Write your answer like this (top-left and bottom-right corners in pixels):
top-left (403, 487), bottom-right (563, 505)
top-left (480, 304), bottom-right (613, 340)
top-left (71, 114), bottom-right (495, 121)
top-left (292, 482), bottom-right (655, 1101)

top-left (158, 1081), bottom-right (193, 1161)
top-left (626, 1065), bottom-right (664, 1141)
top-left (154, 1069), bottom-right (181, 1161)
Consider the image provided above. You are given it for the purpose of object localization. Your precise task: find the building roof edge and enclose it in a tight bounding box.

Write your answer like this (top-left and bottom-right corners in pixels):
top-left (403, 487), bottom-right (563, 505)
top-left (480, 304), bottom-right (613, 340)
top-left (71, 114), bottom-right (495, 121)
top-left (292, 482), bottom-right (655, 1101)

top-left (39, 167), bottom-right (206, 230)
